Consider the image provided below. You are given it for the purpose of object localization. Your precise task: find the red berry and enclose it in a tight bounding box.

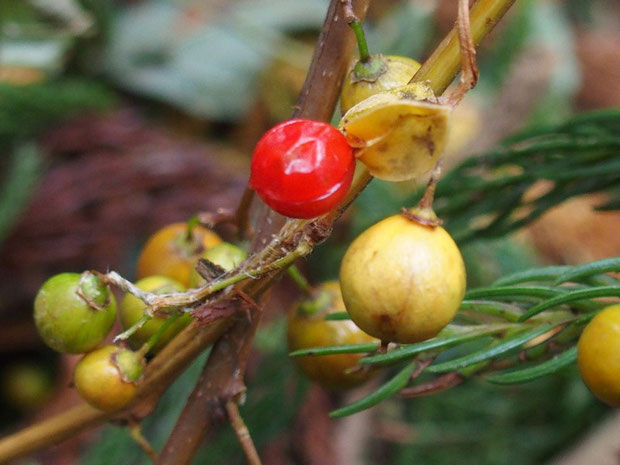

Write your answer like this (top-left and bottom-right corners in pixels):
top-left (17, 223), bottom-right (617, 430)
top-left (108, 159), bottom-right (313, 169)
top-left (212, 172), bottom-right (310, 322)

top-left (249, 119), bottom-right (355, 219)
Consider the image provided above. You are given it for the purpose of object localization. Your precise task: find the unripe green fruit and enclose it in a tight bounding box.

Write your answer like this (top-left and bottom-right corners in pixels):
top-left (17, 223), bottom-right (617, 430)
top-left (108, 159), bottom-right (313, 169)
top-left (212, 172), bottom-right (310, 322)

top-left (120, 276), bottom-right (192, 353)
top-left (34, 272), bottom-right (117, 354)
top-left (189, 242), bottom-right (248, 288)
top-left (74, 345), bottom-right (143, 411)
top-left (287, 281), bottom-right (378, 390)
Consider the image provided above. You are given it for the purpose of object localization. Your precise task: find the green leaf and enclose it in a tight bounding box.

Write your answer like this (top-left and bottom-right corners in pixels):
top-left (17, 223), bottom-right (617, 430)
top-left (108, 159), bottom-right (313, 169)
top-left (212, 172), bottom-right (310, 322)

top-left (324, 312), bottom-right (350, 321)
top-left (427, 325), bottom-right (555, 374)
top-left (427, 109), bottom-right (620, 244)
top-left (459, 300), bottom-right (522, 322)
top-left (553, 257), bottom-right (620, 285)
top-left (359, 325), bottom-right (511, 366)
top-left (289, 343), bottom-right (379, 358)
top-left (493, 266), bottom-right (571, 285)
top-left (329, 360), bottom-right (418, 418)
top-left (485, 346), bottom-right (577, 384)
top-left (518, 286), bottom-right (620, 321)
top-left (0, 144), bottom-right (42, 243)
top-left (465, 286), bottom-right (560, 300)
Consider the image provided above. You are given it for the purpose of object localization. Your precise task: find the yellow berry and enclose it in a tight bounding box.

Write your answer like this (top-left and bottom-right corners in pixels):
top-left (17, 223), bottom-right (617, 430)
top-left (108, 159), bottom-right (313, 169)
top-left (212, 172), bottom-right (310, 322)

top-left (287, 281), bottom-right (378, 390)
top-left (577, 304), bottom-right (620, 407)
top-left (340, 214), bottom-right (466, 343)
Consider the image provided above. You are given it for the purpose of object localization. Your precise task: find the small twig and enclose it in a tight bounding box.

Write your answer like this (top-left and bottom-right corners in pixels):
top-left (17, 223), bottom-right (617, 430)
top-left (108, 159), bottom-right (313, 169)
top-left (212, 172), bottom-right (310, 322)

top-left (115, 314), bottom-right (150, 342)
top-left (156, 305), bottom-right (262, 465)
top-left (129, 423), bottom-right (158, 462)
top-left (103, 239), bottom-right (312, 334)
top-left (410, 358), bottom-right (434, 381)
top-left (140, 314), bottom-right (182, 355)
top-left (398, 372), bottom-right (464, 398)
top-left (226, 400), bottom-right (263, 465)
top-left (446, 0), bottom-right (480, 105)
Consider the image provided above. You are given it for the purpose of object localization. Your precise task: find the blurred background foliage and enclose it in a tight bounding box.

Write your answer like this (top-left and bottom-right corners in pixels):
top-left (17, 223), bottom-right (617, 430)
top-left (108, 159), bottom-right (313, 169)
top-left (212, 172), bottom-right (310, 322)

top-left (0, 0), bottom-right (618, 464)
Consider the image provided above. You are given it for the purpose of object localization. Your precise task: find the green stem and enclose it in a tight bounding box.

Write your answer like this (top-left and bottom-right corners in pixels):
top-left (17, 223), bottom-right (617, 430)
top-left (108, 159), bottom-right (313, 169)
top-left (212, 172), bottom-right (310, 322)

top-left (185, 216), bottom-right (199, 242)
top-left (140, 314), bottom-right (182, 355)
top-left (349, 20), bottom-right (370, 62)
top-left (287, 265), bottom-right (312, 295)
top-left (115, 315), bottom-right (150, 342)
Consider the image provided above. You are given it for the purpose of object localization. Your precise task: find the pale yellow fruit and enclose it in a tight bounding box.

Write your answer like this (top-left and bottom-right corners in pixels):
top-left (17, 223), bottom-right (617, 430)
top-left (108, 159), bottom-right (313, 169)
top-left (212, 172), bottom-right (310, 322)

top-left (339, 214), bottom-right (466, 343)
top-left (339, 83), bottom-right (451, 182)
top-left (340, 55), bottom-right (421, 114)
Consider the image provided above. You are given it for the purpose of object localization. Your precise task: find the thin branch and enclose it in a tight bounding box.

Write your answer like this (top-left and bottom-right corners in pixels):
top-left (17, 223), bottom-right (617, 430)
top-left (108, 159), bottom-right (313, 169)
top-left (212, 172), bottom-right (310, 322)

top-left (226, 400), bottom-right (263, 465)
top-left (398, 372), bottom-right (464, 398)
top-left (0, 317), bottom-right (232, 464)
top-left (410, 358), bottom-right (434, 381)
top-left (0, 405), bottom-right (111, 463)
top-left (129, 423), bottom-right (158, 462)
top-left (156, 306), bottom-right (262, 465)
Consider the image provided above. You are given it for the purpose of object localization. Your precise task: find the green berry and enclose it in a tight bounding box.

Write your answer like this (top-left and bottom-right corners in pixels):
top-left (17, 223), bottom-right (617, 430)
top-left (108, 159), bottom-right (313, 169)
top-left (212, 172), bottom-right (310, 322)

top-left (34, 272), bottom-right (117, 354)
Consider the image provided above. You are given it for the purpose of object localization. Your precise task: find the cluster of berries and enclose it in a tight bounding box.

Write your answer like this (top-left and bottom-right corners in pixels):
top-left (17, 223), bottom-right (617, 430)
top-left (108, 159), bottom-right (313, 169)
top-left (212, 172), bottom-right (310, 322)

top-left (34, 223), bottom-right (245, 411)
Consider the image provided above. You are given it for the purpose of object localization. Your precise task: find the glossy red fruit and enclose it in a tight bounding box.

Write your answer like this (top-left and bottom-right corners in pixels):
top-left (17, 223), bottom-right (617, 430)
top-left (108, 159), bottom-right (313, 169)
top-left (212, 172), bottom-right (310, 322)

top-left (249, 119), bottom-right (355, 219)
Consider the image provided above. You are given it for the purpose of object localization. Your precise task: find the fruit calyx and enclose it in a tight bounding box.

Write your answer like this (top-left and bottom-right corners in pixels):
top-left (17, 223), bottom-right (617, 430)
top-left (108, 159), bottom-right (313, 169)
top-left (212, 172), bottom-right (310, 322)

top-left (173, 223), bottom-right (205, 258)
top-left (77, 272), bottom-right (112, 312)
top-left (351, 54), bottom-right (388, 83)
top-left (401, 206), bottom-right (442, 228)
top-left (112, 348), bottom-right (145, 384)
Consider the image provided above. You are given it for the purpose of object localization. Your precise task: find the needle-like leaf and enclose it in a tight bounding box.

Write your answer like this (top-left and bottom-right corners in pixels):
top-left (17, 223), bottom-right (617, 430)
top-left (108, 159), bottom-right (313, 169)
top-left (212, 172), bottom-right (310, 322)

top-left (427, 325), bottom-right (555, 373)
top-left (329, 361), bottom-right (418, 418)
top-left (485, 346), bottom-right (577, 384)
